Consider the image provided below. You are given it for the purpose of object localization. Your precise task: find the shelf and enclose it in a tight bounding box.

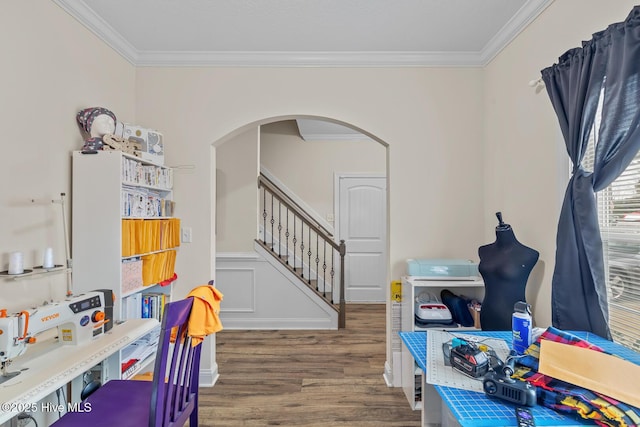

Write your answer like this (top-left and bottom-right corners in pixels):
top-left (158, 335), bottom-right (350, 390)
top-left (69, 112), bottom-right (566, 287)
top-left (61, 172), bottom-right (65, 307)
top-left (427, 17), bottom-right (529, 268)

top-left (122, 285), bottom-right (152, 299)
top-left (120, 326), bottom-right (160, 379)
top-left (121, 216), bottom-right (175, 220)
top-left (121, 151), bottom-right (167, 169)
top-left (121, 354), bottom-right (156, 380)
top-left (121, 282), bottom-right (170, 299)
top-left (122, 182), bottom-right (172, 192)
top-left (122, 247), bottom-right (180, 260)
top-left (0, 265), bottom-right (69, 280)
top-left (405, 277), bottom-right (484, 287)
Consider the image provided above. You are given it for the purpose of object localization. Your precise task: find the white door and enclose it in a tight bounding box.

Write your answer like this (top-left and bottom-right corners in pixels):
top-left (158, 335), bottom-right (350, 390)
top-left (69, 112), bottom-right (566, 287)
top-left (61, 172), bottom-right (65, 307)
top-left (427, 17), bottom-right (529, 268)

top-left (338, 175), bottom-right (387, 302)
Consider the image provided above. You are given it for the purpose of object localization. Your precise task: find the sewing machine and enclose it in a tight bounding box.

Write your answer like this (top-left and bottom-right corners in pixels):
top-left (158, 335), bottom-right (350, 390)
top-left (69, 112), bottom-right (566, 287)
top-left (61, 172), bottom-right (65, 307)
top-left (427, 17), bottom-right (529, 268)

top-left (0, 290), bottom-right (112, 383)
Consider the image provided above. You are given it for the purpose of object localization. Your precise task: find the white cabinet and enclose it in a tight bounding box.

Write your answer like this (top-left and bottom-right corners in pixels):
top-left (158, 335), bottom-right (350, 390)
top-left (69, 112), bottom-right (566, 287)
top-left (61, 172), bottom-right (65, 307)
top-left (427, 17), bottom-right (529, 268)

top-left (401, 276), bottom-right (484, 410)
top-left (72, 150), bottom-right (180, 380)
top-left (401, 277), bottom-right (484, 333)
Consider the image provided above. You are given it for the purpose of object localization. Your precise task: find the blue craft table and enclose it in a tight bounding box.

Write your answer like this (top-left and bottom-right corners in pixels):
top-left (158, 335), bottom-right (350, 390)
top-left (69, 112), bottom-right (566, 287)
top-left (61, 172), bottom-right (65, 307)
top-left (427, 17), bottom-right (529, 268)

top-left (399, 330), bottom-right (640, 427)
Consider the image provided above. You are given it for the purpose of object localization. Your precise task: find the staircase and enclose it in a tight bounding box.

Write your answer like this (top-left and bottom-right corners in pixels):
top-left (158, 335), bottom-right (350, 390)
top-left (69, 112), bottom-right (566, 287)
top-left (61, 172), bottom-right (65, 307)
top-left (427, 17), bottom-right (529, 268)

top-left (257, 174), bottom-right (346, 328)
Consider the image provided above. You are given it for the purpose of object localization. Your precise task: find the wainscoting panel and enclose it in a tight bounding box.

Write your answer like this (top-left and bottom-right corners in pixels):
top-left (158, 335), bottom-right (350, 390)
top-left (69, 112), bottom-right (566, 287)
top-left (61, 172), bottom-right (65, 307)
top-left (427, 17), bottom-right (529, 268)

top-left (216, 266), bottom-right (255, 312)
top-left (216, 250), bottom-right (338, 329)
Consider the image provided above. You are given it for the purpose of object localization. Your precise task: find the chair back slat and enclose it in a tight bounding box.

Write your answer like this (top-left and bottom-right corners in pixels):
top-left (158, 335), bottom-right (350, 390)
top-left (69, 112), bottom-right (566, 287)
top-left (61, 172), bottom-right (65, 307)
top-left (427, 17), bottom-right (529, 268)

top-left (173, 336), bottom-right (192, 414)
top-left (179, 347), bottom-right (193, 407)
top-left (164, 327), bottom-right (183, 423)
top-left (148, 298), bottom-right (202, 427)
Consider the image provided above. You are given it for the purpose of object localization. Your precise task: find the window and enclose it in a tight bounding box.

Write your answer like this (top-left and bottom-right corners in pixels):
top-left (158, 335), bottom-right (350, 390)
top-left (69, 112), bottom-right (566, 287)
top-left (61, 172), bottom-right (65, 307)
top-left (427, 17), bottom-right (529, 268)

top-left (585, 92), bottom-right (640, 351)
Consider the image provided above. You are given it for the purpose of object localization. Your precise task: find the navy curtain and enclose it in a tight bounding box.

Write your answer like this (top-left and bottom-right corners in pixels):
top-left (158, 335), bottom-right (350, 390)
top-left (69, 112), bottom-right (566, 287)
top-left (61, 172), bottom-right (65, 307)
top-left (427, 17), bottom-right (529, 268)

top-left (542, 6), bottom-right (640, 339)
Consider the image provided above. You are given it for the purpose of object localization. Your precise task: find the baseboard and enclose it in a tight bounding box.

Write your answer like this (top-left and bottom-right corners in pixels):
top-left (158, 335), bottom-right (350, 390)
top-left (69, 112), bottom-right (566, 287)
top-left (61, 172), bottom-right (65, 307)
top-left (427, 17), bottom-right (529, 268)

top-left (199, 366), bottom-right (219, 387)
top-left (383, 360), bottom-right (394, 387)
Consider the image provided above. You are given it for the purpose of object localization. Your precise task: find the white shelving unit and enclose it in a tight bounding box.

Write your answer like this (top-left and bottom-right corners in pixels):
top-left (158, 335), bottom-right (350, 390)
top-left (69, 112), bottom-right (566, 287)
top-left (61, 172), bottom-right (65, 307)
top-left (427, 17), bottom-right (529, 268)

top-left (400, 276), bottom-right (485, 411)
top-left (72, 150), bottom-right (179, 380)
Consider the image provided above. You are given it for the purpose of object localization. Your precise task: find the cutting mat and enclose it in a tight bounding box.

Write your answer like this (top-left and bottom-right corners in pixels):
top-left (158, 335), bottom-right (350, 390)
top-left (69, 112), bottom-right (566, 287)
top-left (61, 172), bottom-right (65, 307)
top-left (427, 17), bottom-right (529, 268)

top-left (426, 330), bottom-right (510, 392)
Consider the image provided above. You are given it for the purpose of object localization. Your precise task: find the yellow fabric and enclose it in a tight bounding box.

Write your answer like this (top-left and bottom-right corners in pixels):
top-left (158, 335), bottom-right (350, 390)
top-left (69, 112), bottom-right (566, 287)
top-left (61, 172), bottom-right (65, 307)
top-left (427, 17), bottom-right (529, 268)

top-left (131, 371), bottom-right (154, 381)
top-left (186, 285), bottom-right (224, 346)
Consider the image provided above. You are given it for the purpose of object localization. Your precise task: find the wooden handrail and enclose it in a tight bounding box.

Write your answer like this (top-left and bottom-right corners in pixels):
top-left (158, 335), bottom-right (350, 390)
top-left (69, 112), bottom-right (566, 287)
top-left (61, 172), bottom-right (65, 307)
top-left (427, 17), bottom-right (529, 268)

top-left (258, 173), bottom-right (346, 328)
top-left (258, 175), bottom-right (335, 240)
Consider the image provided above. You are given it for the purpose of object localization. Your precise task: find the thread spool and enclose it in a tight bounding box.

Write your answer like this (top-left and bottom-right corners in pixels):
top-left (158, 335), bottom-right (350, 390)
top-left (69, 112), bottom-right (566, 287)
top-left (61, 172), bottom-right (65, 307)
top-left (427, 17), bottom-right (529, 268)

top-left (43, 247), bottom-right (54, 269)
top-left (9, 252), bottom-right (24, 275)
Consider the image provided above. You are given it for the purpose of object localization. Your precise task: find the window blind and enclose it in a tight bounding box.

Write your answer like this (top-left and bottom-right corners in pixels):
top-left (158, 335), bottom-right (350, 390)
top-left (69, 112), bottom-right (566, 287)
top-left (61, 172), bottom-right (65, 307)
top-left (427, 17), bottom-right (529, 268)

top-left (584, 105), bottom-right (640, 351)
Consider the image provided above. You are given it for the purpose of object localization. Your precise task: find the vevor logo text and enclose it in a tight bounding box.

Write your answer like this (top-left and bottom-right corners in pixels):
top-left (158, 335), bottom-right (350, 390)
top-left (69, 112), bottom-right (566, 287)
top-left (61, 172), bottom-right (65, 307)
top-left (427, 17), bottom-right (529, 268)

top-left (41, 313), bottom-right (60, 322)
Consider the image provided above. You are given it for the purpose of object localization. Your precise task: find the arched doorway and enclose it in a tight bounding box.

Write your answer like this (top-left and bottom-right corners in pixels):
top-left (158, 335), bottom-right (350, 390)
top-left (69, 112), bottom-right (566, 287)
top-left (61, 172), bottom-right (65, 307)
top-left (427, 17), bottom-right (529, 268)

top-left (213, 116), bottom-right (390, 323)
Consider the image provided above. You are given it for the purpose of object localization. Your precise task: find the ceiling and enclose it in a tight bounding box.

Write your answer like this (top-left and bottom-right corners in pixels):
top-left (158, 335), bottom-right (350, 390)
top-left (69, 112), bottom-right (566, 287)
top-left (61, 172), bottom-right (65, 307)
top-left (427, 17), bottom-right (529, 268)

top-left (53, 0), bottom-right (553, 67)
top-left (295, 119), bottom-right (373, 141)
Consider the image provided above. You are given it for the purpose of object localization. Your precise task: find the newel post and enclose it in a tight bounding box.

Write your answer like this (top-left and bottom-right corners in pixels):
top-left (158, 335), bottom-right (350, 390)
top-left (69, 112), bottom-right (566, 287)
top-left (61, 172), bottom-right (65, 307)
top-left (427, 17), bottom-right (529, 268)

top-left (339, 239), bottom-right (346, 329)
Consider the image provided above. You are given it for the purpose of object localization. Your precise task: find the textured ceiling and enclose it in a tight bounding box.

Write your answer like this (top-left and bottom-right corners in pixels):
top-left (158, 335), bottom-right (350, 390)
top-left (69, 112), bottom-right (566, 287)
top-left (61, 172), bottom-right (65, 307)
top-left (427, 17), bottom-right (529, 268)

top-left (53, 0), bottom-right (554, 67)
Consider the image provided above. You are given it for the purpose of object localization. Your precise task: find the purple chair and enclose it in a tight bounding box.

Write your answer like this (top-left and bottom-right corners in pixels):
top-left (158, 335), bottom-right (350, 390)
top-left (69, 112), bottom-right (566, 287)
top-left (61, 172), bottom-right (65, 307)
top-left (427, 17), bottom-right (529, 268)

top-left (52, 298), bottom-right (201, 427)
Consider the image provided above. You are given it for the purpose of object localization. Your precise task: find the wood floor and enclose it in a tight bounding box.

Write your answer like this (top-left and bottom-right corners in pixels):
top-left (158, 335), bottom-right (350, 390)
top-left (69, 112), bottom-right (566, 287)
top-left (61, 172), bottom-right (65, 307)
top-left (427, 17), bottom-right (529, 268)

top-left (198, 304), bottom-right (421, 426)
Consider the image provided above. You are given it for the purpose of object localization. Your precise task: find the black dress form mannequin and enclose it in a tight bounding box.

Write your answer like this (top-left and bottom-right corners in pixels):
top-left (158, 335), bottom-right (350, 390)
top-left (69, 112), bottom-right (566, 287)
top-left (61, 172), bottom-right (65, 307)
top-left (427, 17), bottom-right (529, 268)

top-left (478, 212), bottom-right (539, 331)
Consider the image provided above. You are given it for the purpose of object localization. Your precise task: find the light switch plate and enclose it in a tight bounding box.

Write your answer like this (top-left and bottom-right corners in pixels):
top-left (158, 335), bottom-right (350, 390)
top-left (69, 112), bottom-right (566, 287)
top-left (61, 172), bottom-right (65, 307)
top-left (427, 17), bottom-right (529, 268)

top-left (181, 227), bottom-right (193, 243)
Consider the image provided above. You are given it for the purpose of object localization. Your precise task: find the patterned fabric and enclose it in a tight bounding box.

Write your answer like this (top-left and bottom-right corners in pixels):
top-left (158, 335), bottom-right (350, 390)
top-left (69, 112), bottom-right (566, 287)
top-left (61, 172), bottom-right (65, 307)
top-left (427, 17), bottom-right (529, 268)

top-left (81, 136), bottom-right (104, 153)
top-left (76, 107), bottom-right (116, 134)
top-left (512, 327), bottom-right (640, 427)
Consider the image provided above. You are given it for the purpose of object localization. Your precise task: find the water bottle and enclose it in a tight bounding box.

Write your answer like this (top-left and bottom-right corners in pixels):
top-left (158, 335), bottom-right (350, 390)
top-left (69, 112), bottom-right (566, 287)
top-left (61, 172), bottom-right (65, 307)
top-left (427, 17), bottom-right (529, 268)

top-left (512, 301), bottom-right (532, 355)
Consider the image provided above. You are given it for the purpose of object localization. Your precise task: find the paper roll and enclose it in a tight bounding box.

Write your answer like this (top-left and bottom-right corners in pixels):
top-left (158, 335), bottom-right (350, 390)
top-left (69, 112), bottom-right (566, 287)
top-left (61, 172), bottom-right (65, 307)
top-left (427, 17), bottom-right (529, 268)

top-left (43, 247), bottom-right (54, 269)
top-left (9, 252), bottom-right (24, 275)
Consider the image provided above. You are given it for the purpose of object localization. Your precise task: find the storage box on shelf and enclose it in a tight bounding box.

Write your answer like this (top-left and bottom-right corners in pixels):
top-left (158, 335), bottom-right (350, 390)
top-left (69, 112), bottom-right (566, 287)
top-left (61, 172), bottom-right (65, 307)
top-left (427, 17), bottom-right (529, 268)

top-left (72, 150), bottom-right (180, 380)
top-left (400, 275), bottom-right (485, 411)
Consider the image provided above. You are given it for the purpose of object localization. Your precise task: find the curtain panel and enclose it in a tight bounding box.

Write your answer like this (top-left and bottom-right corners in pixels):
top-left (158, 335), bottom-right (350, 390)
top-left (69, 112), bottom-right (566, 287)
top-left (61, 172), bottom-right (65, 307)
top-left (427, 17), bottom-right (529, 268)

top-left (542, 6), bottom-right (640, 339)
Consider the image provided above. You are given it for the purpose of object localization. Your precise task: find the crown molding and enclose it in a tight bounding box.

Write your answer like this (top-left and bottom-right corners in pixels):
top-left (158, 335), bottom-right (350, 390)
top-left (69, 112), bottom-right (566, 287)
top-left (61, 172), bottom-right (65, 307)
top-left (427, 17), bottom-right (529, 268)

top-left (134, 50), bottom-right (484, 68)
top-left (54, 0), bottom-right (553, 68)
top-left (480, 0), bottom-right (555, 66)
top-left (53, 0), bottom-right (139, 65)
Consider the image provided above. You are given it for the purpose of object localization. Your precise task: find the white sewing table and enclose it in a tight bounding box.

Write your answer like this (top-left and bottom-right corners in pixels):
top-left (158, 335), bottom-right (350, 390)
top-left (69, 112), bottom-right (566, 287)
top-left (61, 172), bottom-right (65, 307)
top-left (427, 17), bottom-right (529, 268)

top-left (0, 318), bottom-right (158, 424)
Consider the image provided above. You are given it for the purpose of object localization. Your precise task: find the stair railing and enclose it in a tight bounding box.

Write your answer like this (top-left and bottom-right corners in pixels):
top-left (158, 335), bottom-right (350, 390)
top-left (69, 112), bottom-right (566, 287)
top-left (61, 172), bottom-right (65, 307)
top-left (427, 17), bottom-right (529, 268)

top-left (257, 174), bottom-right (346, 328)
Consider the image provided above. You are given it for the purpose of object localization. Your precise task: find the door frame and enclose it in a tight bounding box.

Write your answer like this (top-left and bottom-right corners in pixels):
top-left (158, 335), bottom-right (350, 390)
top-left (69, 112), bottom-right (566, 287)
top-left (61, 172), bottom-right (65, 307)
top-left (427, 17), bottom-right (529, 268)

top-left (334, 173), bottom-right (389, 302)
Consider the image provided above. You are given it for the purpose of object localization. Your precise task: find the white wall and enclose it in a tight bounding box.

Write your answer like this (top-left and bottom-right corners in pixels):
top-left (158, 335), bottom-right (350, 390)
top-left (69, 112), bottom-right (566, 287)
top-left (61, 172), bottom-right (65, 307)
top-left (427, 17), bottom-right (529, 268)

top-left (134, 67), bottom-right (486, 304)
top-left (260, 120), bottom-right (386, 226)
top-left (483, 0), bottom-right (638, 327)
top-left (0, 3), bottom-right (135, 425)
top-left (216, 127), bottom-right (259, 252)
top-left (0, 2), bottom-right (135, 311)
